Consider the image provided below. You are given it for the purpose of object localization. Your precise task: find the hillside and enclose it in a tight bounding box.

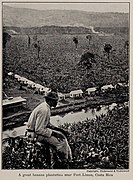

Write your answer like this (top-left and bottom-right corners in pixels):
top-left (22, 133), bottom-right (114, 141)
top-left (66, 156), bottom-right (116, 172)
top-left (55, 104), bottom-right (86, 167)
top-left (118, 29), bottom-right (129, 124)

top-left (3, 25), bottom-right (128, 35)
top-left (3, 5), bottom-right (129, 28)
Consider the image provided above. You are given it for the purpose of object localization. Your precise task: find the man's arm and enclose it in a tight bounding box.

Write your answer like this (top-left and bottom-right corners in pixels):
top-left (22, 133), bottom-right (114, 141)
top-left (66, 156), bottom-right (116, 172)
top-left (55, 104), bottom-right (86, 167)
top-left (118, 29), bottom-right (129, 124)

top-left (48, 123), bottom-right (57, 130)
top-left (48, 123), bottom-right (69, 137)
top-left (51, 130), bottom-right (66, 141)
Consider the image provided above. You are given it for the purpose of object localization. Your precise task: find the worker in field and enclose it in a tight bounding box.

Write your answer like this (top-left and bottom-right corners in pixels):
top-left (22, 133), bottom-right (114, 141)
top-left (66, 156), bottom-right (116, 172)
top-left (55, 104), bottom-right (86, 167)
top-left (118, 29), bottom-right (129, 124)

top-left (26, 91), bottom-right (72, 168)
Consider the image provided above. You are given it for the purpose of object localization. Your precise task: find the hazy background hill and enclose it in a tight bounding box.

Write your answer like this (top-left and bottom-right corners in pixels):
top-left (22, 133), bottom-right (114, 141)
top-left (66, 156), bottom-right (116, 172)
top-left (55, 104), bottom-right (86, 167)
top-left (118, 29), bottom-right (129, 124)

top-left (3, 5), bottom-right (129, 28)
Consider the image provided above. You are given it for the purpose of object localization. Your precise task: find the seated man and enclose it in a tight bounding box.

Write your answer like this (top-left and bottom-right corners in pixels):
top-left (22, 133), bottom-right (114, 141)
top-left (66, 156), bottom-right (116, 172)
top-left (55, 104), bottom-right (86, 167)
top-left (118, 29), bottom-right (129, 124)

top-left (26, 91), bottom-right (72, 168)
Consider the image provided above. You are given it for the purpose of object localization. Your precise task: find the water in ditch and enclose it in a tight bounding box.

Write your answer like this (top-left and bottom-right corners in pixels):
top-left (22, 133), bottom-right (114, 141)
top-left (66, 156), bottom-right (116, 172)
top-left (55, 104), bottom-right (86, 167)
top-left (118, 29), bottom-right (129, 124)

top-left (2, 103), bottom-right (118, 139)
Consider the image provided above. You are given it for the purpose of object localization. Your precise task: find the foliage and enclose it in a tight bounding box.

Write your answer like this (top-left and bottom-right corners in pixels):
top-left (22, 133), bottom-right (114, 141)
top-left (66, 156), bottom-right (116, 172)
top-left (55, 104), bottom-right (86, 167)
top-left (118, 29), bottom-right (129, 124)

top-left (86, 34), bottom-right (92, 44)
top-left (3, 32), bottom-right (129, 92)
top-left (73, 37), bottom-right (78, 48)
top-left (2, 105), bottom-right (129, 169)
top-left (79, 51), bottom-right (95, 69)
top-left (61, 105), bottom-right (129, 169)
top-left (3, 32), bottom-right (11, 48)
top-left (104, 43), bottom-right (112, 59)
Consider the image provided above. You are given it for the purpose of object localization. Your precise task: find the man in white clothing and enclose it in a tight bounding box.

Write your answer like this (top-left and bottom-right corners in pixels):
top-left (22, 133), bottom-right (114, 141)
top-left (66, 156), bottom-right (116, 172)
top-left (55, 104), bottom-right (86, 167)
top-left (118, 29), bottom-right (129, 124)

top-left (26, 91), bottom-right (72, 168)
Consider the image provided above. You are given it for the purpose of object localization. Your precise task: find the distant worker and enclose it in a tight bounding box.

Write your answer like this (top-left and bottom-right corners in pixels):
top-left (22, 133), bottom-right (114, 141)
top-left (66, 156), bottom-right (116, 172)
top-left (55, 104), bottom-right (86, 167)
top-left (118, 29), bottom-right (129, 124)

top-left (26, 91), bottom-right (72, 168)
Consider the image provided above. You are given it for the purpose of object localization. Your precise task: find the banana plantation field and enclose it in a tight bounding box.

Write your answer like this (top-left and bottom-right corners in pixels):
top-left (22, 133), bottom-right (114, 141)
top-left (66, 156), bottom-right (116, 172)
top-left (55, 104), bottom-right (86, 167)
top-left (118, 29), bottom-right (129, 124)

top-left (2, 30), bottom-right (129, 169)
top-left (3, 32), bottom-right (129, 93)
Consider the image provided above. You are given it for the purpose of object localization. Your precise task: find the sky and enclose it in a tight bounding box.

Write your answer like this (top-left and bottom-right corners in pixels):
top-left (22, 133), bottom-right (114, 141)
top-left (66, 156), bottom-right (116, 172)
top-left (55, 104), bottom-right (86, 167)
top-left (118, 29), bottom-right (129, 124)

top-left (4, 2), bottom-right (129, 13)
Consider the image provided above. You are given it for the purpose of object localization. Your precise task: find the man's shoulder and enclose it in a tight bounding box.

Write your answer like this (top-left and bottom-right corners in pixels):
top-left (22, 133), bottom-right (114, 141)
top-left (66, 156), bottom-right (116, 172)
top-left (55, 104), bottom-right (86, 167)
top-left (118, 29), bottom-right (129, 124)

top-left (38, 102), bottom-right (50, 112)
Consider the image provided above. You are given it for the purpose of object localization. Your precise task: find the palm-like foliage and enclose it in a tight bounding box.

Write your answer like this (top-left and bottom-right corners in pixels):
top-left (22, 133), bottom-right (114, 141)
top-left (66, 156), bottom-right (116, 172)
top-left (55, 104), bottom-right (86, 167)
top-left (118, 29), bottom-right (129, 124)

top-left (3, 32), bottom-right (11, 49)
top-left (104, 44), bottom-right (112, 59)
top-left (86, 34), bottom-right (92, 45)
top-left (73, 37), bottom-right (78, 48)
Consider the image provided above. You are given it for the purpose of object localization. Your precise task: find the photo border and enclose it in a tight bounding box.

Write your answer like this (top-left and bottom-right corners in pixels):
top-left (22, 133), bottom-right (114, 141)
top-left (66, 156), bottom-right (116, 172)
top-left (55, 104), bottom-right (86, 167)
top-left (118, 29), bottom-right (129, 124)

top-left (0, 0), bottom-right (132, 179)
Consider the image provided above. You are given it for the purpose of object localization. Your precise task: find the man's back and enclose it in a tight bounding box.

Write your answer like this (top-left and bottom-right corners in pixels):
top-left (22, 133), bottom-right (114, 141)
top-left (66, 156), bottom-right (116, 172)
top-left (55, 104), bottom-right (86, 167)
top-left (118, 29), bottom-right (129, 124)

top-left (27, 101), bottom-right (52, 137)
